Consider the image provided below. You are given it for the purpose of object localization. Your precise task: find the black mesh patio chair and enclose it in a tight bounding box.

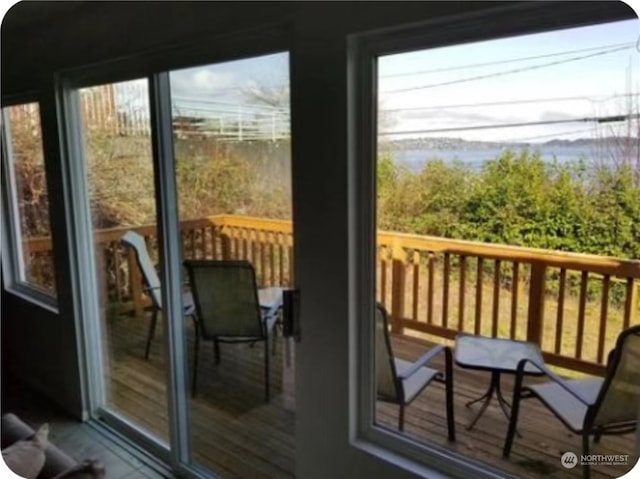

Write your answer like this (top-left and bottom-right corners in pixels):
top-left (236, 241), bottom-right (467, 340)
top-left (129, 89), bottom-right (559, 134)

top-left (375, 303), bottom-right (455, 441)
top-left (183, 259), bottom-right (279, 401)
top-left (503, 325), bottom-right (640, 479)
top-left (121, 231), bottom-right (197, 359)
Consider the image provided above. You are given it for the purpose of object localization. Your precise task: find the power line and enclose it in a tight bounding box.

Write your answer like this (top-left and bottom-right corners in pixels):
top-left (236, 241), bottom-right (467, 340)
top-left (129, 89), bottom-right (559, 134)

top-left (380, 93), bottom-right (639, 113)
top-left (380, 42), bottom-right (635, 78)
top-left (378, 114), bottom-right (640, 136)
top-left (383, 45), bottom-right (635, 94)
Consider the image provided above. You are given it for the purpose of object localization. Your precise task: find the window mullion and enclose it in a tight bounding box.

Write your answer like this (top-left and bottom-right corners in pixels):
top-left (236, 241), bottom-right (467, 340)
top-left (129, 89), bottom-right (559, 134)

top-left (148, 71), bottom-right (192, 468)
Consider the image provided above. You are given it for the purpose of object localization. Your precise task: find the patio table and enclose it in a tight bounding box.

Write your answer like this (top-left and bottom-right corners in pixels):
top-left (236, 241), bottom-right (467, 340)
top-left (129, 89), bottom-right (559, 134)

top-left (258, 286), bottom-right (294, 367)
top-left (454, 334), bottom-right (545, 431)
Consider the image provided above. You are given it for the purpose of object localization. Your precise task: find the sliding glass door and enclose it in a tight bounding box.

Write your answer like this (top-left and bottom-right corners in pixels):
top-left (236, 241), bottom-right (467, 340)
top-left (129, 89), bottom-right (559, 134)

top-left (167, 52), bottom-right (295, 477)
top-left (76, 78), bottom-right (170, 443)
top-left (64, 45), bottom-right (297, 477)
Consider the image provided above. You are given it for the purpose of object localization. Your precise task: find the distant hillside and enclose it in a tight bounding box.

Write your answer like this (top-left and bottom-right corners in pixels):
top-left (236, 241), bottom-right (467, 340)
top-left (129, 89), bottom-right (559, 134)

top-left (383, 136), bottom-right (638, 151)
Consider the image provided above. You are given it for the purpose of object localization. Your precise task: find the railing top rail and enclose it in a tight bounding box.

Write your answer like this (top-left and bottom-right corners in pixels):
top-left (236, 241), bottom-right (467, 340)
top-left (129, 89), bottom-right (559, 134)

top-left (214, 214), bottom-right (293, 233)
top-left (377, 231), bottom-right (640, 278)
top-left (23, 214), bottom-right (640, 278)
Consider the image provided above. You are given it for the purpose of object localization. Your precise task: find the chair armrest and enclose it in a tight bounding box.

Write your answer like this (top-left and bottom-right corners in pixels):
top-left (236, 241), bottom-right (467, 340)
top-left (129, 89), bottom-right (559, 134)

top-left (398, 345), bottom-right (449, 379)
top-left (516, 358), bottom-right (594, 405)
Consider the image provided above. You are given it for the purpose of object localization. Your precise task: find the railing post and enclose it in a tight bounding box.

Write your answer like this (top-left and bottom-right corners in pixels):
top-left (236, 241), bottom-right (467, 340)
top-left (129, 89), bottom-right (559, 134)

top-left (128, 249), bottom-right (143, 318)
top-left (390, 240), bottom-right (406, 334)
top-left (526, 262), bottom-right (546, 345)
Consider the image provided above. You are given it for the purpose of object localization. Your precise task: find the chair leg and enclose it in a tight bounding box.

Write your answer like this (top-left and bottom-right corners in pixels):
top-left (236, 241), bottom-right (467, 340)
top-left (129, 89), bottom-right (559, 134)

top-left (144, 308), bottom-right (159, 360)
top-left (582, 433), bottom-right (590, 479)
top-left (398, 404), bottom-right (405, 432)
top-left (593, 430), bottom-right (602, 443)
top-left (444, 349), bottom-right (456, 442)
top-left (271, 327), bottom-right (277, 357)
top-left (265, 337), bottom-right (270, 402)
top-left (502, 374), bottom-right (524, 458)
top-left (192, 328), bottom-right (200, 397)
top-left (213, 338), bottom-right (221, 364)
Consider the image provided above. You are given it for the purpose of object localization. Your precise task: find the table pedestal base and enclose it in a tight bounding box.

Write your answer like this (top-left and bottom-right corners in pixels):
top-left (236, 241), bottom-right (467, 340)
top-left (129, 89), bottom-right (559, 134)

top-left (465, 371), bottom-right (519, 436)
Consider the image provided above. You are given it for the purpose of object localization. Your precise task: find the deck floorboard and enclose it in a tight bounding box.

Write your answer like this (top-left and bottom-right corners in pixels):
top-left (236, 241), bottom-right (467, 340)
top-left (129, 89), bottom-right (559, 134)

top-left (104, 313), bottom-right (636, 478)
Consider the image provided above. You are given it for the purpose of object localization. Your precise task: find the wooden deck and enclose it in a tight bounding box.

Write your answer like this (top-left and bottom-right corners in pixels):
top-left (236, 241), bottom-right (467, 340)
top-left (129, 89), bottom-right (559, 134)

top-left (103, 312), bottom-right (636, 479)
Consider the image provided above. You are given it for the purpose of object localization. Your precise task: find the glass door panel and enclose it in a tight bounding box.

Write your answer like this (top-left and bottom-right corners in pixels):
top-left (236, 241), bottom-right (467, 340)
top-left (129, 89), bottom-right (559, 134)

top-left (168, 52), bottom-right (295, 478)
top-left (78, 79), bottom-right (169, 442)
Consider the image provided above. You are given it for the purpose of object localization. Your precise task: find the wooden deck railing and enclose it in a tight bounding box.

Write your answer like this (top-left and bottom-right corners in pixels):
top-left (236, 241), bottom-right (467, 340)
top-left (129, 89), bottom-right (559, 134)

top-left (25, 214), bottom-right (639, 375)
top-left (377, 232), bottom-right (639, 375)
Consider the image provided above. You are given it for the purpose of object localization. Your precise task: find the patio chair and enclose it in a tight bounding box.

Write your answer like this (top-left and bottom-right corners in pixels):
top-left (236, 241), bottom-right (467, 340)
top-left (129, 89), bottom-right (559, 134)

top-left (375, 303), bottom-right (455, 441)
top-left (121, 231), bottom-right (197, 359)
top-left (503, 325), bottom-right (640, 479)
top-left (183, 259), bottom-right (279, 401)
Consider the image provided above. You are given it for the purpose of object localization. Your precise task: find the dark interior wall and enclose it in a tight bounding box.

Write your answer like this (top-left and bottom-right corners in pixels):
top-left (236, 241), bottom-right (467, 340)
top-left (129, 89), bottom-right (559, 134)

top-left (3, 0), bottom-right (635, 95)
top-left (1, 292), bottom-right (83, 418)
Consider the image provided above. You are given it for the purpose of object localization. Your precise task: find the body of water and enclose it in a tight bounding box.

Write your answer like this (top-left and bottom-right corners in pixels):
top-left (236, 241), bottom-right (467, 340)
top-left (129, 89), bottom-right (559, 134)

top-left (392, 145), bottom-right (595, 172)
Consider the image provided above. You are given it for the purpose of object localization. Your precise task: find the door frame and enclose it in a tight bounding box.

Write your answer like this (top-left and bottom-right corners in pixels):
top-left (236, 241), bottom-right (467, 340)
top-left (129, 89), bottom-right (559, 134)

top-left (58, 27), bottom-right (295, 479)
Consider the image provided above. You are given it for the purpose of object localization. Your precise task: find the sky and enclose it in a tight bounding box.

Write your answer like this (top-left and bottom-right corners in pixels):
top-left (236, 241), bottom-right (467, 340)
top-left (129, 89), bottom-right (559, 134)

top-left (378, 18), bottom-right (640, 142)
top-left (111, 17), bottom-right (639, 144)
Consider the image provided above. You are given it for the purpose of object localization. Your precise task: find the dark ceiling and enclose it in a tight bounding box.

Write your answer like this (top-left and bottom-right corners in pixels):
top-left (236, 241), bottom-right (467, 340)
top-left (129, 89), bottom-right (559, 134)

top-left (2, 1), bottom-right (93, 34)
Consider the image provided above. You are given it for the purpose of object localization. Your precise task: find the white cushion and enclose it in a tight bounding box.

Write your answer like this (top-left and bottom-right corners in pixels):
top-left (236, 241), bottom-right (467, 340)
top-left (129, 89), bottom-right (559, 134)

top-left (395, 358), bottom-right (439, 404)
top-left (529, 378), bottom-right (603, 431)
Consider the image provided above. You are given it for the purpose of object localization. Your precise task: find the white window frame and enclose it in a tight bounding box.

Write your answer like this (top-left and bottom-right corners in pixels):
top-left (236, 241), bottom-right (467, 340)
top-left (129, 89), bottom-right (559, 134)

top-left (56, 27), bottom-right (291, 479)
top-left (1, 96), bottom-right (58, 311)
top-left (349, 3), bottom-right (637, 478)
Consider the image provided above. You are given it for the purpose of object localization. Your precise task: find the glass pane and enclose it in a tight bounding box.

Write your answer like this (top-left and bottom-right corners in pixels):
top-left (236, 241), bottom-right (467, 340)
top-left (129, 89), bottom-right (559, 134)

top-left (79, 80), bottom-right (169, 441)
top-left (3, 103), bottom-right (56, 294)
top-left (375, 18), bottom-right (639, 478)
top-left (170, 52), bottom-right (295, 477)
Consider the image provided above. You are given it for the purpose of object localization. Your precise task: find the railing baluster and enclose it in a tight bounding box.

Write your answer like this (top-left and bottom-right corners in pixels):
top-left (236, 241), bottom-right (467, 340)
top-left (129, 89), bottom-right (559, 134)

top-left (576, 270), bottom-right (589, 359)
top-left (381, 249), bottom-right (388, 306)
top-left (623, 278), bottom-right (636, 330)
top-left (211, 226), bottom-right (218, 259)
top-left (391, 257), bottom-right (406, 334)
top-left (114, 245), bottom-right (122, 303)
top-left (221, 230), bottom-right (231, 260)
top-left (242, 230), bottom-right (248, 260)
top-left (442, 253), bottom-right (450, 329)
top-left (555, 268), bottom-right (567, 354)
top-left (510, 262), bottom-right (519, 339)
top-left (231, 230), bottom-right (238, 259)
top-left (279, 240), bottom-right (284, 286)
top-left (128, 248), bottom-right (143, 318)
top-left (288, 243), bottom-right (294, 285)
top-left (270, 240), bottom-right (276, 287)
top-left (190, 229), bottom-right (196, 259)
top-left (492, 259), bottom-right (501, 338)
top-left (260, 234), bottom-right (267, 285)
top-left (597, 275), bottom-right (610, 363)
top-left (427, 252), bottom-right (435, 325)
top-left (474, 257), bottom-right (483, 336)
top-left (458, 256), bottom-right (467, 332)
top-left (412, 252), bottom-right (419, 321)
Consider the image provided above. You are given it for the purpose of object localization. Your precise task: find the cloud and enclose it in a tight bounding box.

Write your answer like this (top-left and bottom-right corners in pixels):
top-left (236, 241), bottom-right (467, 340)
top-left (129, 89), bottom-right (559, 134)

top-left (170, 67), bottom-right (240, 97)
top-left (539, 110), bottom-right (579, 121)
top-left (397, 108), bottom-right (523, 124)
